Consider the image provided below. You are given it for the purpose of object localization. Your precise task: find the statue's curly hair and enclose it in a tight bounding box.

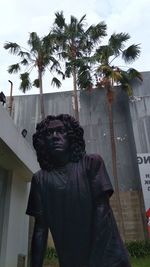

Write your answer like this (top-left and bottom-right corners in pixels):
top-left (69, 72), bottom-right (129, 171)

top-left (33, 114), bottom-right (86, 171)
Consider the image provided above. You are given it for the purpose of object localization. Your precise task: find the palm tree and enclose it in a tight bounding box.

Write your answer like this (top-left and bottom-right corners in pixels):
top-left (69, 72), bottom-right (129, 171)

top-left (4, 32), bottom-right (63, 119)
top-left (94, 33), bottom-right (142, 239)
top-left (52, 11), bottom-right (107, 120)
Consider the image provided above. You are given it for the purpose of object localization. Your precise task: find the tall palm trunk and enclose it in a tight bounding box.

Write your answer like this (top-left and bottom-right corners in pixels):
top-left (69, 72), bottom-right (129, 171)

top-left (38, 68), bottom-right (45, 120)
top-left (107, 87), bottom-right (125, 240)
top-left (72, 64), bottom-right (79, 121)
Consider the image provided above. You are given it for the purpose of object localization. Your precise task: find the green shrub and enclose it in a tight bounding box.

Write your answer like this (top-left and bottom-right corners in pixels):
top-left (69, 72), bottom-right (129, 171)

top-left (45, 247), bottom-right (58, 261)
top-left (45, 241), bottom-right (150, 261)
top-left (125, 240), bottom-right (150, 258)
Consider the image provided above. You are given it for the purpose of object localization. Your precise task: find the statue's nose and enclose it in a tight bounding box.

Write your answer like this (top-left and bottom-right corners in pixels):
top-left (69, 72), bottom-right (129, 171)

top-left (53, 131), bottom-right (57, 137)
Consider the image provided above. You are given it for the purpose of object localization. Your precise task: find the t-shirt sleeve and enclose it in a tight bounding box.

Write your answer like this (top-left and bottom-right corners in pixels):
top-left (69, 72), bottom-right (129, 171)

top-left (26, 174), bottom-right (43, 217)
top-left (86, 154), bottom-right (114, 202)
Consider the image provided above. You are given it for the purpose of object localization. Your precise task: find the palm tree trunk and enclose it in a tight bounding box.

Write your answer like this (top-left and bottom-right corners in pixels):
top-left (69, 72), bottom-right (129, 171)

top-left (38, 69), bottom-right (45, 120)
top-left (72, 64), bottom-right (79, 121)
top-left (107, 88), bottom-right (125, 240)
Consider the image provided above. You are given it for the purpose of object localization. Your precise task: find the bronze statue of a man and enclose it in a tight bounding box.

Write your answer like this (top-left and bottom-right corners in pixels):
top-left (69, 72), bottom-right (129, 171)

top-left (26, 114), bottom-right (131, 267)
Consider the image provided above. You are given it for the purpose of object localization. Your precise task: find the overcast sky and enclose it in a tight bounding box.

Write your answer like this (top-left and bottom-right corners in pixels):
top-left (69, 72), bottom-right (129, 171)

top-left (0, 0), bottom-right (149, 96)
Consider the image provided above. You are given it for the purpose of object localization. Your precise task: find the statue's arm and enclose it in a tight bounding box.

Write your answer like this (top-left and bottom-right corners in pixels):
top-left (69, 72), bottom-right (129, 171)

top-left (86, 154), bottom-right (131, 266)
top-left (88, 194), bottom-right (111, 266)
top-left (31, 216), bottom-right (48, 267)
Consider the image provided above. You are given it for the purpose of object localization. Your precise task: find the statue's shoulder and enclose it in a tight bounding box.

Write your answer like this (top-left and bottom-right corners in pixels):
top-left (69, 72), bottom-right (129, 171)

top-left (84, 153), bottom-right (104, 164)
top-left (32, 169), bottom-right (44, 182)
top-left (33, 169), bottom-right (43, 176)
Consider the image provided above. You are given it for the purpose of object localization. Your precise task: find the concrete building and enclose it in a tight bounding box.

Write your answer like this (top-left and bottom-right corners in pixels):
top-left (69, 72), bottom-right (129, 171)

top-left (0, 103), bottom-right (39, 267)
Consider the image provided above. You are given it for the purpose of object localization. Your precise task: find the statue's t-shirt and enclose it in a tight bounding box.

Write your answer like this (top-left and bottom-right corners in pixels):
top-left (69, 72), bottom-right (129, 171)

top-left (26, 154), bottom-right (130, 267)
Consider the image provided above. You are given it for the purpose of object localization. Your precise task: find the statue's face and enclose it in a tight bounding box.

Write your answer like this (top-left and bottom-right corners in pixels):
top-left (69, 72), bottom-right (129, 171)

top-left (45, 120), bottom-right (69, 156)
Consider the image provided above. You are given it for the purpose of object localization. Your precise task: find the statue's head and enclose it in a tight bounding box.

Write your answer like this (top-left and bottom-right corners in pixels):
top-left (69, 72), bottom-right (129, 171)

top-left (33, 114), bottom-right (86, 171)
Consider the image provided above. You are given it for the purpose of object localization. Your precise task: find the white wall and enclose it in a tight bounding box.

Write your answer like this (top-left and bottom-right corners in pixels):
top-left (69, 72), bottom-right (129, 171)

top-left (0, 103), bottom-right (39, 174)
top-left (0, 103), bottom-right (39, 267)
top-left (3, 171), bottom-right (29, 267)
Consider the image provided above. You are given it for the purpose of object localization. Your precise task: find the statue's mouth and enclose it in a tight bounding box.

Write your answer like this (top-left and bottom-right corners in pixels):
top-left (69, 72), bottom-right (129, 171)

top-left (53, 142), bottom-right (63, 149)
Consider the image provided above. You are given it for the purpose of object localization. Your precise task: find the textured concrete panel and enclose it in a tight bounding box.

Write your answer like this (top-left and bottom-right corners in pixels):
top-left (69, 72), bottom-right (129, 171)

top-left (130, 71), bottom-right (150, 153)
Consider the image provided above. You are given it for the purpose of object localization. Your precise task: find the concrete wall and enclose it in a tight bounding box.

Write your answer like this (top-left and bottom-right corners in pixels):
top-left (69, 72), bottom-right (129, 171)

top-left (129, 71), bottom-right (150, 153)
top-left (12, 88), bottom-right (140, 191)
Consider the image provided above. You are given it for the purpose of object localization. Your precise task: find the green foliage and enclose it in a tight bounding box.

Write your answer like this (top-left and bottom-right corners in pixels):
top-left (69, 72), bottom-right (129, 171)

top-left (87, 22), bottom-right (107, 43)
top-left (4, 32), bottom-right (62, 94)
top-left (45, 247), bottom-right (58, 261)
top-left (77, 64), bottom-right (92, 89)
top-left (131, 256), bottom-right (150, 267)
top-left (51, 77), bottom-right (61, 88)
top-left (45, 244), bottom-right (150, 266)
top-left (108, 33), bottom-right (130, 56)
top-left (4, 42), bottom-right (21, 54)
top-left (28, 32), bottom-right (41, 51)
top-left (33, 78), bottom-right (40, 88)
top-left (20, 58), bottom-right (29, 66)
top-left (53, 11), bottom-right (107, 91)
top-left (8, 63), bottom-right (21, 74)
top-left (94, 32), bottom-right (141, 91)
top-left (20, 72), bottom-right (31, 93)
top-left (122, 44), bottom-right (141, 63)
top-left (126, 240), bottom-right (150, 258)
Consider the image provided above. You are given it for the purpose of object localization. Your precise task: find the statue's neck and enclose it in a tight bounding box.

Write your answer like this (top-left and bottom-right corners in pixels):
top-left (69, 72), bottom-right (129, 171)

top-left (51, 152), bottom-right (69, 168)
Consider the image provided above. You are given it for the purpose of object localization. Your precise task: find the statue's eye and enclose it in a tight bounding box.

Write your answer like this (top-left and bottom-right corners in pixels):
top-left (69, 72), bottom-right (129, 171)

top-left (59, 128), bottom-right (66, 134)
top-left (46, 129), bottom-right (53, 135)
top-left (45, 127), bottom-right (66, 136)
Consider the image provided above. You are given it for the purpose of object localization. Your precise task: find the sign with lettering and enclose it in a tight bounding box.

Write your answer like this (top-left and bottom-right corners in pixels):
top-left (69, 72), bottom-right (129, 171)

top-left (137, 153), bottom-right (150, 237)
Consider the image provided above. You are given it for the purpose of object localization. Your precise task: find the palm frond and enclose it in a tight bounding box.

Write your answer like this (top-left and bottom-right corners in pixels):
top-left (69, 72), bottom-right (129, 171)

top-left (121, 82), bottom-right (133, 96)
top-left (127, 68), bottom-right (143, 81)
top-left (50, 58), bottom-right (61, 71)
top-left (51, 77), bottom-right (61, 88)
top-left (55, 69), bottom-right (65, 80)
top-left (19, 72), bottom-right (31, 93)
top-left (119, 70), bottom-right (130, 83)
top-left (77, 65), bottom-right (92, 89)
top-left (18, 51), bottom-right (31, 59)
top-left (54, 11), bottom-right (65, 28)
top-left (58, 51), bottom-right (68, 59)
top-left (112, 70), bottom-right (123, 82)
top-left (78, 14), bottom-right (86, 25)
top-left (122, 44), bottom-right (141, 63)
top-left (65, 62), bottom-right (72, 78)
top-left (20, 58), bottom-right (29, 66)
top-left (88, 22), bottom-right (107, 43)
top-left (8, 63), bottom-right (21, 74)
top-left (97, 64), bottom-right (112, 77)
top-left (74, 58), bottom-right (85, 68)
top-left (33, 79), bottom-right (39, 88)
top-left (4, 42), bottom-right (21, 54)
top-left (117, 68), bottom-right (142, 95)
top-left (28, 32), bottom-right (41, 52)
top-left (70, 15), bottom-right (78, 26)
top-left (109, 33), bottom-right (130, 53)
top-left (42, 33), bottom-right (56, 54)
top-left (95, 45), bottom-right (113, 64)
